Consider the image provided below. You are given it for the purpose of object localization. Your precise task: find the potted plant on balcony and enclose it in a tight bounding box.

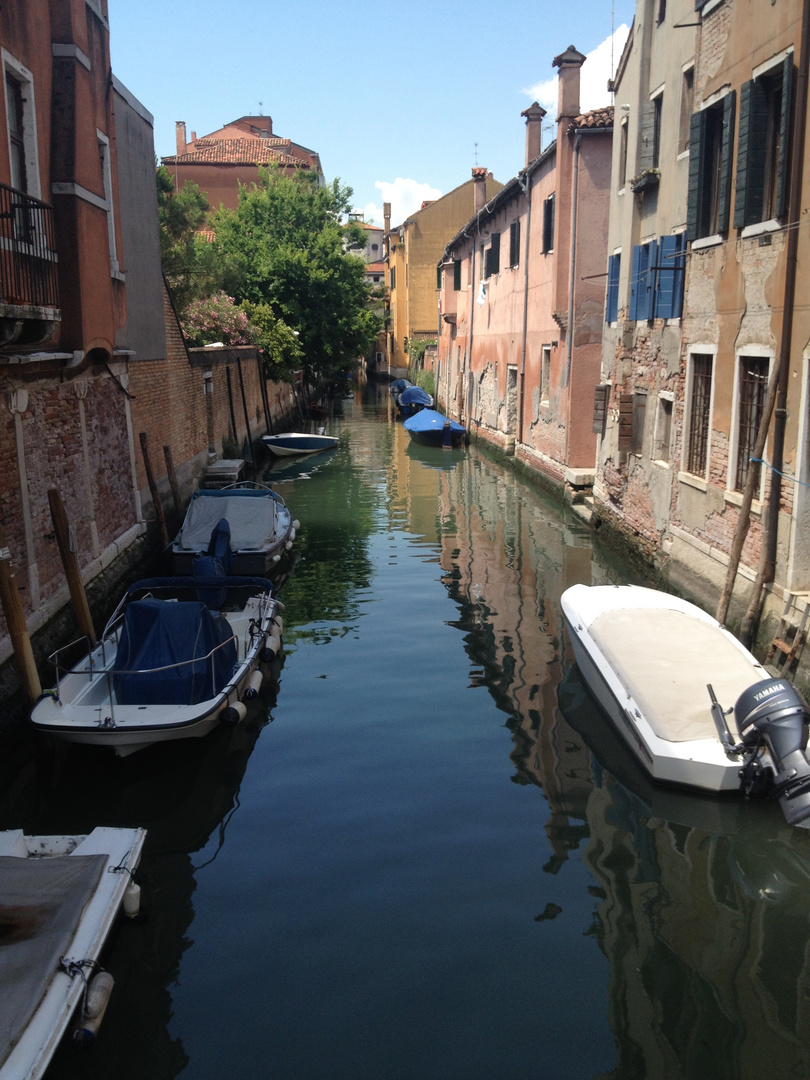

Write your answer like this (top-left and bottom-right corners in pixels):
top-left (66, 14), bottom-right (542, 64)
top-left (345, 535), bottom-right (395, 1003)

top-left (630, 168), bottom-right (660, 193)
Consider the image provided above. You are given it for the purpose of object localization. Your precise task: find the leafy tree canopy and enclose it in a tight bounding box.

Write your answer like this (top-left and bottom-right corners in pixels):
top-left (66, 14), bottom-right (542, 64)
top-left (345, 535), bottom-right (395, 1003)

top-left (209, 167), bottom-right (381, 384)
top-left (156, 165), bottom-right (217, 311)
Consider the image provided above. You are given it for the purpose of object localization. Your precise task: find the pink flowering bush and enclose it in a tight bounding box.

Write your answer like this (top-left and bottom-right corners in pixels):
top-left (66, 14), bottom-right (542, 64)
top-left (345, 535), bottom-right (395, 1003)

top-left (182, 292), bottom-right (257, 347)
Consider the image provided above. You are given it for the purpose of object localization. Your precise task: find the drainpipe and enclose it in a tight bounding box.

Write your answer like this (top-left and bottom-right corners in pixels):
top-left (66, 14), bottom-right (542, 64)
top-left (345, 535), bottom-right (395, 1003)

top-left (517, 171), bottom-right (532, 445)
top-left (464, 229), bottom-right (476, 427)
top-left (739, 0), bottom-right (810, 641)
top-left (563, 131), bottom-right (582, 389)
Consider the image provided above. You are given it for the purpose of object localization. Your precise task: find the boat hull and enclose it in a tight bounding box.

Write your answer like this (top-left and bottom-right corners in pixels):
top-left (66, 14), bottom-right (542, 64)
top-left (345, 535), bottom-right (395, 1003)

top-left (403, 409), bottom-right (466, 447)
top-left (262, 433), bottom-right (338, 457)
top-left (0, 827), bottom-right (146, 1080)
top-left (561, 584), bottom-right (769, 793)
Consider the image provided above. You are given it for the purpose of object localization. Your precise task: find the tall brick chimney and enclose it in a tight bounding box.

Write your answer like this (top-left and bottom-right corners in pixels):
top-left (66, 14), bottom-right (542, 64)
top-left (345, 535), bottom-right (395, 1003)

top-left (521, 102), bottom-right (547, 166)
top-left (383, 201), bottom-right (391, 234)
top-left (472, 167), bottom-right (487, 213)
top-left (175, 121), bottom-right (187, 156)
top-left (552, 45), bottom-right (586, 123)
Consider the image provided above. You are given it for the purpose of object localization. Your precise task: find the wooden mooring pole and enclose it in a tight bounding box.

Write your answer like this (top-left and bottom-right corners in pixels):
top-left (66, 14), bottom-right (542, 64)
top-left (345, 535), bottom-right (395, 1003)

top-left (47, 488), bottom-right (96, 648)
top-left (163, 444), bottom-right (181, 517)
top-left (0, 529), bottom-right (41, 703)
top-left (140, 432), bottom-right (169, 547)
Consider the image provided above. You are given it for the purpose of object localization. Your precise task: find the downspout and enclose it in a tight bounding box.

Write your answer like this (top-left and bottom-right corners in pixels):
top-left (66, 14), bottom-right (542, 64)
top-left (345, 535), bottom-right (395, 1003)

top-left (740, 0), bottom-right (810, 641)
top-left (517, 170), bottom-right (532, 445)
top-left (464, 229), bottom-right (476, 428)
top-left (563, 131), bottom-right (582, 389)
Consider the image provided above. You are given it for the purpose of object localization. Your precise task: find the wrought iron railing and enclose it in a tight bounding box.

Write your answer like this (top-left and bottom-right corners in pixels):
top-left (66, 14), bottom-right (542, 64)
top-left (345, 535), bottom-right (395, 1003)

top-left (0, 182), bottom-right (58, 309)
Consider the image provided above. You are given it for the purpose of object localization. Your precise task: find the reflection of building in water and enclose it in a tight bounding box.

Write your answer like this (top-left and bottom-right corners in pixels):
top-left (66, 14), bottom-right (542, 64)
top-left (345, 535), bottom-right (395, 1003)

top-left (558, 667), bottom-right (810, 1078)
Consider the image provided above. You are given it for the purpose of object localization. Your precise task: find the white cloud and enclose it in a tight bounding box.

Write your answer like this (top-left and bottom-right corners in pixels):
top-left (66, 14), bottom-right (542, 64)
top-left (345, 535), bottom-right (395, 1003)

top-left (360, 177), bottom-right (443, 231)
top-left (523, 26), bottom-right (631, 120)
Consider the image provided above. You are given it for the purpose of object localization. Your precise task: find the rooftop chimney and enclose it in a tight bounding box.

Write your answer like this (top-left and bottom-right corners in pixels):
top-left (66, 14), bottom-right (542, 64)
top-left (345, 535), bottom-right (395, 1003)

top-left (552, 45), bottom-right (586, 123)
top-left (175, 121), bottom-right (187, 156)
top-left (472, 166), bottom-right (487, 213)
top-left (384, 202), bottom-right (391, 235)
top-left (521, 102), bottom-right (547, 166)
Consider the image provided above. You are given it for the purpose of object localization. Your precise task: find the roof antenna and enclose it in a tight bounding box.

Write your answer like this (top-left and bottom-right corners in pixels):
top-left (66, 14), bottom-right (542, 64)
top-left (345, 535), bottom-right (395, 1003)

top-left (474, 141), bottom-right (479, 165)
top-left (258, 101), bottom-right (264, 115)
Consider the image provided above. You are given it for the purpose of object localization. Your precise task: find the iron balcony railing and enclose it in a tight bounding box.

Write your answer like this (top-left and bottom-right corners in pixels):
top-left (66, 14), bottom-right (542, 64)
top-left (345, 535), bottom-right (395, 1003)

top-left (0, 182), bottom-right (59, 310)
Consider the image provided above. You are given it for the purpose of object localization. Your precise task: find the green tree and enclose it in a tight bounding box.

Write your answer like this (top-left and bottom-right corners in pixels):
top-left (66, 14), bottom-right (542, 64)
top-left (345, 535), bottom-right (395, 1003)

top-left (156, 165), bottom-right (217, 311)
top-left (210, 167), bottom-right (381, 385)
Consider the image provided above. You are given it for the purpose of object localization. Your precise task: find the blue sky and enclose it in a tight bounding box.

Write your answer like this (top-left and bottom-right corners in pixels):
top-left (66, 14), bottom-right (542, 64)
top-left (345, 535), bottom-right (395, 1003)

top-left (107, 0), bottom-right (634, 227)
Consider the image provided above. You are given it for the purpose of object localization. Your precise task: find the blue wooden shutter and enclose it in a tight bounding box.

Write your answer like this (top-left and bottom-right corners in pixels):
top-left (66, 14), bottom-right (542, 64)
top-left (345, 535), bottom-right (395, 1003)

top-left (606, 253), bottom-right (620, 322)
top-left (629, 245), bottom-right (643, 321)
top-left (654, 234), bottom-right (685, 318)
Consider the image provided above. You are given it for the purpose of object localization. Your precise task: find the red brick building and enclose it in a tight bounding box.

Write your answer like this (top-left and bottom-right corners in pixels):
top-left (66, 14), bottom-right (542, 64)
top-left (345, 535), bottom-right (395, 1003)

top-left (162, 116), bottom-right (324, 213)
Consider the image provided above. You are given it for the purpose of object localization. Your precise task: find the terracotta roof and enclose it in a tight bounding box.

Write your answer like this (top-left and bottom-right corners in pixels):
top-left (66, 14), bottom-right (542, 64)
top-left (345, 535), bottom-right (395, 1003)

top-left (569, 106), bottom-right (614, 131)
top-left (162, 138), bottom-right (313, 167)
top-left (365, 262), bottom-right (385, 273)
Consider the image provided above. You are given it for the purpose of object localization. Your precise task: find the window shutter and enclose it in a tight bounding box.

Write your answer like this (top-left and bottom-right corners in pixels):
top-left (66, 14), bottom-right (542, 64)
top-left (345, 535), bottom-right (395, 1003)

top-left (453, 259), bottom-right (461, 291)
top-left (717, 90), bottom-right (736, 235)
top-left (638, 101), bottom-right (657, 174)
top-left (686, 110), bottom-right (704, 241)
top-left (618, 393), bottom-right (634, 452)
top-left (490, 232), bottom-right (500, 275)
top-left (734, 79), bottom-right (767, 228)
top-left (509, 221), bottom-right (520, 267)
top-left (593, 384), bottom-right (610, 435)
top-left (629, 245), bottom-right (643, 321)
top-left (776, 54), bottom-right (795, 219)
top-left (641, 241), bottom-right (655, 320)
top-left (605, 253), bottom-right (620, 323)
top-left (437, 265), bottom-right (442, 290)
top-left (654, 234), bottom-right (685, 318)
top-left (543, 195), bottom-right (555, 252)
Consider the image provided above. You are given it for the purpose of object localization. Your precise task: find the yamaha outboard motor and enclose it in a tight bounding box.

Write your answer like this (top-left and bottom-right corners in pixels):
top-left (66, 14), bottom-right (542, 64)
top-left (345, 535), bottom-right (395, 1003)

top-left (734, 678), bottom-right (810, 827)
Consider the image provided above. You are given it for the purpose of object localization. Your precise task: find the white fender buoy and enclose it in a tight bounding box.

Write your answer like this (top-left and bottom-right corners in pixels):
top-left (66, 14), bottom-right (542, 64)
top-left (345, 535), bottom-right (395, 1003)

top-left (292, 519), bottom-right (300, 530)
top-left (244, 669), bottom-right (263, 699)
top-left (289, 528), bottom-right (296, 542)
top-left (285, 540), bottom-right (293, 550)
top-left (220, 700), bottom-right (247, 727)
top-left (73, 971), bottom-right (114, 1045)
top-left (272, 553), bottom-right (281, 563)
top-left (123, 880), bottom-right (141, 918)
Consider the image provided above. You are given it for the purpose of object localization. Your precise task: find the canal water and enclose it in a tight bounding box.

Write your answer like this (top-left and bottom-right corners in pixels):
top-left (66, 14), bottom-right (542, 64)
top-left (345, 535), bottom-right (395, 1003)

top-left (4, 383), bottom-right (810, 1079)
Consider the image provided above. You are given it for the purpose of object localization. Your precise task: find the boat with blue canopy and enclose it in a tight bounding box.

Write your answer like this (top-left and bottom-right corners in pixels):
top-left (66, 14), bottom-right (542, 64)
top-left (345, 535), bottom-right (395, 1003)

top-left (403, 408), bottom-right (466, 447)
top-left (397, 385), bottom-right (433, 418)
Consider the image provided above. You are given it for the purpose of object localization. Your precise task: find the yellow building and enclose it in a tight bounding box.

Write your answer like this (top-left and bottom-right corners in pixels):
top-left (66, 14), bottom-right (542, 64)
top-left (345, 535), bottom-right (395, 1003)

top-left (384, 169), bottom-right (502, 375)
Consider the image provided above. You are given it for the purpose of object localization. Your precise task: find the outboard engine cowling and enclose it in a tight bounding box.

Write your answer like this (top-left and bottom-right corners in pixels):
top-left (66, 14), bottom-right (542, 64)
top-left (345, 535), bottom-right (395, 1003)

top-left (734, 678), bottom-right (810, 827)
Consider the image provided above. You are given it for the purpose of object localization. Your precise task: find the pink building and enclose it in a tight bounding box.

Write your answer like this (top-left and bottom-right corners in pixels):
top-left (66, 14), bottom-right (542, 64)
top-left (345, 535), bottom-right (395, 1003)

top-left (436, 47), bottom-right (613, 497)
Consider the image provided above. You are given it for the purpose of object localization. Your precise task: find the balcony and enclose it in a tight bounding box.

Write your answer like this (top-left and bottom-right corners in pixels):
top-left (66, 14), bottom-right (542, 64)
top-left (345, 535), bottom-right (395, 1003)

top-left (0, 182), bottom-right (60, 349)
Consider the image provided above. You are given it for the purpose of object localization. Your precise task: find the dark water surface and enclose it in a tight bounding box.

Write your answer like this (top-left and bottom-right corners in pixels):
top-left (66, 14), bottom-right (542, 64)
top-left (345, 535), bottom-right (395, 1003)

top-left (5, 384), bottom-right (810, 1080)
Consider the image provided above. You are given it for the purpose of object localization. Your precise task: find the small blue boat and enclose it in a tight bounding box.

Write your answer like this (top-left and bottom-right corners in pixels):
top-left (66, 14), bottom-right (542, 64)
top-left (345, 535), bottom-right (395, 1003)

top-left (403, 409), bottom-right (466, 448)
top-left (397, 385), bottom-right (433, 418)
top-left (262, 432), bottom-right (338, 457)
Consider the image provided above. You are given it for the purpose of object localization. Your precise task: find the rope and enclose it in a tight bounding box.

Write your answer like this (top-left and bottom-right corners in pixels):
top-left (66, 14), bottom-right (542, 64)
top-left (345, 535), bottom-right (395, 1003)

top-left (750, 456), bottom-right (810, 489)
top-left (59, 956), bottom-right (103, 1022)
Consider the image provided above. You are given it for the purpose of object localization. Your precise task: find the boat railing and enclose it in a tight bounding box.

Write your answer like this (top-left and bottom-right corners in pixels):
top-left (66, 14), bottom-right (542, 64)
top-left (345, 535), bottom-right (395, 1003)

top-left (48, 630), bottom-right (241, 720)
top-left (217, 480), bottom-right (285, 505)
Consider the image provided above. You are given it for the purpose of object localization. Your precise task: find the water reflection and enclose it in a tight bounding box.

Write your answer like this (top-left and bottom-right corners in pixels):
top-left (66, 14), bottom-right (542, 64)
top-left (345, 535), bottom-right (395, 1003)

top-left (407, 424), bottom-right (810, 1079)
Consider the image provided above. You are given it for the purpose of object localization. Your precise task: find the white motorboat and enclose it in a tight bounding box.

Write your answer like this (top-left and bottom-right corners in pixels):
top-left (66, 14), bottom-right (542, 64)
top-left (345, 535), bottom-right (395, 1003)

top-left (0, 826), bottom-right (146, 1079)
top-left (171, 482), bottom-right (299, 575)
top-left (262, 431), bottom-right (338, 457)
top-left (31, 572), bottom-right (282, 757)
top-left (561, 583), bottom-right (810, 827)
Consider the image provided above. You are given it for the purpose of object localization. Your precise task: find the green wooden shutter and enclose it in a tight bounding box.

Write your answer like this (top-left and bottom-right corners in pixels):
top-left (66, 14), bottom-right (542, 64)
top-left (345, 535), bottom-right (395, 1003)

top-left (638, 101), bottom-right (657, 174)
top-left (453, 259), bottom-right (461, 291)
top-left (686, 110), bottom-right (704, 241)
top-left (734, 80), bottom-right (767, 228)
top-left (717, 91), bottom-right (736, 235)
top-left (776, 54), bottom-right (795, 219)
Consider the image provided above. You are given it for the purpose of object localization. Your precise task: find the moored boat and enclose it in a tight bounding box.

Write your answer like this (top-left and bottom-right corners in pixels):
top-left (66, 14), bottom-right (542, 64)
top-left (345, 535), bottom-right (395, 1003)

top-left (262, 431), bottom-right (338, 457)
top-left (403, 408), bottom-right (466, 447)
top-left (397, 385), bottom-right (433, 418)
top-left (171, 482), bottom-right (298, 576)
top-left (561, 583), bottom-right (810, 827)
top-left (0, 826), bottom-right (146, 1079)
top-left (31, 571), bottom-right (282, 757)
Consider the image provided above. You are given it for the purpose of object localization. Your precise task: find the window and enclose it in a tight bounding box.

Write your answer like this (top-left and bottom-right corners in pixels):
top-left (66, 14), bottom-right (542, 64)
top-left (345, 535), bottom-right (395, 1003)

top-left (509, 220), bottom-right (520, 268)
top-left (734, 355), bottom-right (769, 493)
top-left (654, 395), bottom-right (673, 461)
top-left (734, 55), bottom-right (794, 227)
top-left (453, 259), bottom-right (461, 291)
top-left (686, 92), bottom-right (736, 241)
top-left (542, 194), bottom-right (555, 253)
top-left (639, 92), bottom-right (664, 175)
top-left (618, 117), bottom-right (628, 189)
top-left (686, 353), bottom-right (713, 477)
top-left (484, 232), bottom-right (500, 278)
top-left (632, 391), bottom-right (647, 453)
top-left (654, 233), bottom-right (686, 319)
top-left (390, 267), bottom-right (396, 290)
top-left (540, 345), bottom-right (551, 403)
top-left (652, 93), bottom-right (663, 169)
top-left (437, 265), bottom-right (442, 290)
top-left (657, 0), bottom-right (667, 22)
top-left (6, 73), bottom-right (26, 193)
top-left (678, 67), bottom-right (694, 154)
top-left (605, 253), bottom-right (620, 323)
top-left (3, 55), bottom-right (40, 201)
top-left (629, 240), bottom-right (656, 321)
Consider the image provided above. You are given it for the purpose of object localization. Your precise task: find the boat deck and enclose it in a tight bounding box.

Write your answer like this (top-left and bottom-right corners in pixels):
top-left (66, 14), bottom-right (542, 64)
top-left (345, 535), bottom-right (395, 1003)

top-left (589, 607), bottom-right (766, 742)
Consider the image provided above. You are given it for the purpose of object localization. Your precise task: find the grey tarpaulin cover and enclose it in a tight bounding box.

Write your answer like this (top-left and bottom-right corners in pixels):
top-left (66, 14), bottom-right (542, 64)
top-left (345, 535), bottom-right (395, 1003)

top-left (0, 854), bottom-right (106, 1066)
top-left (175, 494), bottom-right (278, 552)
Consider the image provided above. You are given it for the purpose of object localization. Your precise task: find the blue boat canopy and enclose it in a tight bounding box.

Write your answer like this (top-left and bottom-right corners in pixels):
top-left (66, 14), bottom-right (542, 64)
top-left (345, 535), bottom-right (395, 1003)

top-left (114, 599), bottom-right (237, 706)
top-left (399, 386), bottom-right (432, 407)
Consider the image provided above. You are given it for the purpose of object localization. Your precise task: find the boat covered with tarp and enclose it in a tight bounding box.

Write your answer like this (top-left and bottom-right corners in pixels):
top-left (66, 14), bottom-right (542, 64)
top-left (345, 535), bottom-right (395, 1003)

top-left (403, 408), bottom-right (466, 447)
